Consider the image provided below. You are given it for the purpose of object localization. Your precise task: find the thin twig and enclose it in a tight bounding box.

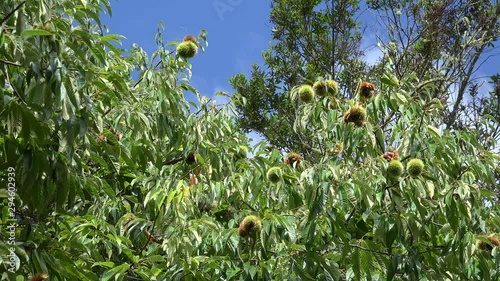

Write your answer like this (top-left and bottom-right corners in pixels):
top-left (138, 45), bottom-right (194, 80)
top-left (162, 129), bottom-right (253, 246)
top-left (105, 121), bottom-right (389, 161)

top-left (140, 208), bottom-right (161, 252)
top-left (0, 1), bottom-right (26, 26)
top-left (133, 50), bottom-right (175, 88)
top-left (162, 157), bottom-right (184, 165)
top-left (102, 107), bottom-right (112, 118)
top-left (0, 59), bottom-right (22, 67)
top-left (123, 276), bottom-right (143, 281)
top-left (1, 66), bottom-right (27, 105)
top-left (241, 199), bottom-right (257, 212)
top-left (344, 207), bottom-right (356, 226)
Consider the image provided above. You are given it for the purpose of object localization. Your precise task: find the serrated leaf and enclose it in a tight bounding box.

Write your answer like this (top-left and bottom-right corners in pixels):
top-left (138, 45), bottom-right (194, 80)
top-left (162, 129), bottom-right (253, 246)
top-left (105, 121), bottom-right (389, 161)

top-left (360, 242), bottom-right (373, 280)
top-left (352, 248), bottom-right (361, 281)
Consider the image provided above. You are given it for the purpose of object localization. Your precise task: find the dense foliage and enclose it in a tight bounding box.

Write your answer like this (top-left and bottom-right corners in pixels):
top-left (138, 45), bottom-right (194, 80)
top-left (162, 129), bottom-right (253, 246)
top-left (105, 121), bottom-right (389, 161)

top-left (1, 0), bottom-right (499, 280)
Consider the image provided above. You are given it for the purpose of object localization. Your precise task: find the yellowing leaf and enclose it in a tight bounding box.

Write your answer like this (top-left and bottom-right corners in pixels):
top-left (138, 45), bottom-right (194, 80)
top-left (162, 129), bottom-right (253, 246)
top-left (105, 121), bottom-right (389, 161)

top-left (427, 125), bottom-right (441, 137)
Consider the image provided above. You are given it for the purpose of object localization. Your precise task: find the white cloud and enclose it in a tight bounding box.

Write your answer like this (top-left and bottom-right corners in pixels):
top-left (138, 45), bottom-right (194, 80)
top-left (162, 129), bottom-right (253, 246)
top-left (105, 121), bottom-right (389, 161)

top-left (364, 47), bottom-right (383, 66)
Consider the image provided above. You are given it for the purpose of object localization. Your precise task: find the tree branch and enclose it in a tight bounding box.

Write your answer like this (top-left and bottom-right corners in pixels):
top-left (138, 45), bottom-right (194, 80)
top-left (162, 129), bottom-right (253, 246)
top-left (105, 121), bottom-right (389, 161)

top-left (133, 49), bottom-right (175, 88)
top-left (0, 59), bottom-right (22, 67)
top-left (446, 46), bottom-right (484, 128)
top-left (337, 240), bottom-right (394, 256)
top-left (1, 66), bottom-right (27, 105)
top-left (0, 1), bottom-right (26, 26)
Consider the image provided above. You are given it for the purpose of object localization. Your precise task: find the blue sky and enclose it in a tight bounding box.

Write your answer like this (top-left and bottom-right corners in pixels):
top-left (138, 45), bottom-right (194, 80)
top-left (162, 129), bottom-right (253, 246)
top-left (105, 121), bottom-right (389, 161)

top-left (101, 1), bottom-right (499, 147)
top-left (101, 1), bottom-right (498, 100)
top-left (102, 0), bottom-right (272, 106)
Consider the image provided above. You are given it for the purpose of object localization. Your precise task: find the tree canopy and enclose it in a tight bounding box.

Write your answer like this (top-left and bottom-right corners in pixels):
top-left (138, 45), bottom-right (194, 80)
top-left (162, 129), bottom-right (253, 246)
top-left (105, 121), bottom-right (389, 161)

top-left (230, 0), bottom-right (500, 156)
top-left (1, 0), bottom-right (499, 280)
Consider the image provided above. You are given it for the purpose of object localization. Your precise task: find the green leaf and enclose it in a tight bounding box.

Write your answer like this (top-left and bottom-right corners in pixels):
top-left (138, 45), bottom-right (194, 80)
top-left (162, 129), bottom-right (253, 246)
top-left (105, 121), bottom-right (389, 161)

top-left (292, 261), bottom-right (316, 280)
top-left (392, 92), bottom-right (407, 105)
top-left (381, 73), bottom-right (399, 87)
top-left (98, 34), bottom-right (126, 43)
top-left (385, 219), bottom-right (398, 249)
top-left (352, 248), bottom-right (361, 281)
top-left (101, 263), bottom-right (130, 281)
top-left (446, 195), bottom-right (459, 231)
top-left (20, 29), bottom-right (52, 37)
top-left (387, 255), bottom-right (399, 281)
